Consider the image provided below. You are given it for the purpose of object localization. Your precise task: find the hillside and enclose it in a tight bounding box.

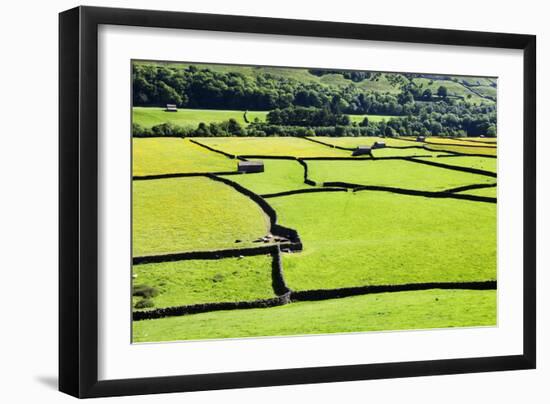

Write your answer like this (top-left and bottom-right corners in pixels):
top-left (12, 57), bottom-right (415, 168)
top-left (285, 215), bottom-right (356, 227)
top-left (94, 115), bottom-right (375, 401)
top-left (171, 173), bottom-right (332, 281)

top-left (133, 60), bottom-right (496, 104)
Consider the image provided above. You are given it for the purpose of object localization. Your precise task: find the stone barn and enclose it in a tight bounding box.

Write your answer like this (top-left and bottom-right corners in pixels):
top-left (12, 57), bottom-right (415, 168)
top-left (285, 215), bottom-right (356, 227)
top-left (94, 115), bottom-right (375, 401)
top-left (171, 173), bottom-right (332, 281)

top-left (238, 160), bottom-right (264, 173)
top-left (165, 104), bottom-right (178, 112)
top-left (372, 141), bottom-right (386, 149)
top-left (416, 136), bottom-right (426, 142)
top-left (352, 146), bottom-right (372, 157)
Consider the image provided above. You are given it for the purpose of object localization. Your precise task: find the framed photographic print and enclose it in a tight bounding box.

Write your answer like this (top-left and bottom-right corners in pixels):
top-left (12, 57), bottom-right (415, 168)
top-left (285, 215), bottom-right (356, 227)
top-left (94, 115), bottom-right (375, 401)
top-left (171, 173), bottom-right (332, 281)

top-left (59, 6), bottom-right (536, 398)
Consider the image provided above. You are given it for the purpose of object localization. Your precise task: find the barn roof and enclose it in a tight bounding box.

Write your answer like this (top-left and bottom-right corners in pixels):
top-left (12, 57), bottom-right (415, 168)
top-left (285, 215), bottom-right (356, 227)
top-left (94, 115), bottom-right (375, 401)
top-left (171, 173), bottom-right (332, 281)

top-left (238, 160), bottom-right (264, 167)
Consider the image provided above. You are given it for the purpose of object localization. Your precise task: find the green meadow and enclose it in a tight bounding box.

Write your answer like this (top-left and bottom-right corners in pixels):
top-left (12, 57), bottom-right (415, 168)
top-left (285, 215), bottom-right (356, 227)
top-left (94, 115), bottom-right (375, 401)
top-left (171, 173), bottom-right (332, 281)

top-left (133, 107), bottom-right (268, 129)
top-left (221, 159), bottom-right (305, 195)
top-left (370, 148), bottom-right (448, 158)
top-left (195, 136), bottom-right (351, 158)
top-left (348, 114), bottom-right (397, 124)
top-left (270, 191), bottom-right (496, 291)
top-left (131, 136), bottom-right (497, 342)
top-left (133, 138), bottom-right (235, 176)
top-left (133, 289), bottom-right (496, 342)
top-left (306, 159), bottom-right (495, 191)
top-left (425, 143), bottom-right (497, 156)
top-left (457, 186), bottom-right (497, 198)
top-left (133, 255), bottom-right (274, 309)
top-left (415, 156), bottom-right (497, 173)
top-left (424, 137), bottom-right (497, 148)
top-left (133, 177), bottom-right (270, 256)
top-left (310, 136), bottom-right (420, 148)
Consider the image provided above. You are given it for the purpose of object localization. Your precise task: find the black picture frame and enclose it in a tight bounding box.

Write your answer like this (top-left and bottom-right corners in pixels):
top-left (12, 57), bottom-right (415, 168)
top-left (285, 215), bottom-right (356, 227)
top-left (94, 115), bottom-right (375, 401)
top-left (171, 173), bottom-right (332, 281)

top-left (59, 5), bottom-right (536, 398)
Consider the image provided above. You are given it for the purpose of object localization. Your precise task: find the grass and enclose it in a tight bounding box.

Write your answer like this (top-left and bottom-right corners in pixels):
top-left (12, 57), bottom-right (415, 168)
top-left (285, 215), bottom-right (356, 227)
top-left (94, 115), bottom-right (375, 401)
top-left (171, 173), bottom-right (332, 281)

top-left (371, 148), bottom-right (449, 158)
top-left (221, 159), bottom-right (305, 195)
top-left (415, 156), bottom-right (497, 173)
top-left (457, 187), bottom-right (497, 198)
top-left (195, 137), bottom-right (351, 158)
top-left (133, 138), bottom-right (234, 176)
top-left (354, 73), bottom-right (407, 94)
top-left (457, 137), bottom-right (497, 143)
top-left (425, 143), bottom-right (497, 156)
top-left (132, 255), bottom-right (275, 310)
top-left (132, 289), bottom-right (496, 342)
top-left (309, 136), bottom-right (418, 148)
top-left (307, 159), bottom-right (495, 191)
top-left (470, 85), bottom-right (497, 99)
top-left (424, 137), bottom-right (497, 148)
top-left (133, 107), bottom-right (267, 129)
top-left (411, 77), bottom-right (492, 105)
top-left (131, 135), bottom-right (497, 342)
top-left (455, 76), bottom-right (496, 87)
top-left (269, 191), bottom-right (496, 291)
top-left (133, 177), bottom-right (269, 256)
top-left (348, 114), bottom-right (397, 124)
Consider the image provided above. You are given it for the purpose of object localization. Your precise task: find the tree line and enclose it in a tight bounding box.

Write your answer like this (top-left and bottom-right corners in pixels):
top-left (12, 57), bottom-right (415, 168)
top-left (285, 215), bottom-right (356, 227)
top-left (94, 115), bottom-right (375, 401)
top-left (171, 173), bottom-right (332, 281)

top-left (132, 64), bottom-right (497, 137)
top-left (133, 64), bottom-right (495, 115)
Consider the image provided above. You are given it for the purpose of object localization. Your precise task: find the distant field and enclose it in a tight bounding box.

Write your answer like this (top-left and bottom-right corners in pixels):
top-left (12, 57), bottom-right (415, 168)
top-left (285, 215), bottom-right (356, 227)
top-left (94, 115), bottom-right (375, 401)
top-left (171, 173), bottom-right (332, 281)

top-left (348, 114), bottom-right (398, 124)
top-left (310, 136), bottom-right (418, 148)
top-left (133, 255), bottom-right (274, 310)
top-left (371, 148), bottom-right (449, 158)
top-left (221, 159), bottom-right (305, 195)
top-left (133, 289), bottom-right (496, 342)
top-left (411, 77), bottom-right (493, 105)
top-left (307, 159), bottom-right (495, 191)
top-left (133, 177), bottom-right (269, 256)
top-left (133, 106), bottom-right (397, 131)
top-left (416, 156), bottom-right (497, 173)
top-left (470, 85), bottom-right (497, 99)
top-left (195, 137), bottom-right (350, 158)
top-left (133, 138), bottom-right (234, 176)
top-left (458, 137), bottom-right (497, 143)
top-left (424, 137), bottom-right (497, 148)
top-left (133, 107), bottom-right (268, 129)
top-left (271, 191), bottom-right (496, 291)
top-left (425, 143), bottom-right (497, 156)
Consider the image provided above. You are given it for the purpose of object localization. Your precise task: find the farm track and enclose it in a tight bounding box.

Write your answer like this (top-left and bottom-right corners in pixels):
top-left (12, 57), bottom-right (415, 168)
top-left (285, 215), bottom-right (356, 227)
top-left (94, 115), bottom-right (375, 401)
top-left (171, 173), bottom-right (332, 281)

top-left (132, 136), bottom-right (498, 321)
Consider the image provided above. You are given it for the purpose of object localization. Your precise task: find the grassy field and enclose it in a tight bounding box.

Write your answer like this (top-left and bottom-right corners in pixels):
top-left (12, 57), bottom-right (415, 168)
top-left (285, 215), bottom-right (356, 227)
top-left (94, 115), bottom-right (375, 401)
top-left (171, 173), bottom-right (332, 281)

top-left (411, 77), bottom-right (492, 105)
top-left (133, 254), bottom-right (274, 310)
top-left (195, 137), bottom-right (351, 158)
top-left (310, 136), bottom-right (420, 148)
top-left (133, 138), bottom-right (234, 176)
top-left (133, 107), bottom-right (268, 129)
top-left (270, 191), bottom-right (496, 291)
top-left (415, 156), bottom-right (497, 173)
top-left (133, 177), bottom-right (269, 256)
top-left (460, 137), bottom-right (497, 143)
top-left (457, 187), bottom-right (497, 198)
top-left (133, 289), bottom-right (496, 342)
top-left (455, 76), bottom-right (496, 87)
top-left (348, 114), bottom-right (397, 124)
top-left (424, 143), bottom-right (497, 156)
top-left (221, 159), bottom-right (305, 195)
top-left (370, 148), bottom-right (449, 158)
top-left (424, 137), bottom-right (497, 148)
top-left (307, 159), bottom-right (495, 191)
top-left (132, 134), bottom-right (497, 342)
